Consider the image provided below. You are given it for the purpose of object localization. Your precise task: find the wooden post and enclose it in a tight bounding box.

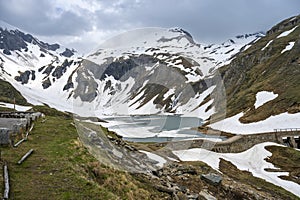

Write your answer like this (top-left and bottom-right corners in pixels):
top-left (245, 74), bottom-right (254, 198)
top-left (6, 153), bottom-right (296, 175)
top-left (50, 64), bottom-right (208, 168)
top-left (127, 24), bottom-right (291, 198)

top-left (3, 164), bottom-right (9, 199)
top-left (17, 149), bottom-right (34, 165)
top-left (13, 97), bottom-right (16, 112)
top-left (25, 123), bottom-right (34, 140)
top-left (13, 138), bottom-right (26, 147)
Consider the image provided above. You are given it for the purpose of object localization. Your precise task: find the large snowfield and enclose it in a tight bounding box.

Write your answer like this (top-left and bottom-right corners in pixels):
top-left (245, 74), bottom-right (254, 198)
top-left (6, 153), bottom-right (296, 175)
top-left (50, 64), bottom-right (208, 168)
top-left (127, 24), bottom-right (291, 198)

top-left (209, 90), bottom-right (299, 134)
top-left (0, 102), bottom-right (32, 112)
top-left (173, 142), bottom-right (300, 197)
top-left (209, 112), bottom-right (300, 134)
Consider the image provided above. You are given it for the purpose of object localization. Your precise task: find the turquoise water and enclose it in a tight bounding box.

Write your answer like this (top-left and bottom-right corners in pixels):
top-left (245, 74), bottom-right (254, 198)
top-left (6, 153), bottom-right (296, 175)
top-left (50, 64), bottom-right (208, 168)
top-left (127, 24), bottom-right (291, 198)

top-left (104, 115), bottom-right (225, 143)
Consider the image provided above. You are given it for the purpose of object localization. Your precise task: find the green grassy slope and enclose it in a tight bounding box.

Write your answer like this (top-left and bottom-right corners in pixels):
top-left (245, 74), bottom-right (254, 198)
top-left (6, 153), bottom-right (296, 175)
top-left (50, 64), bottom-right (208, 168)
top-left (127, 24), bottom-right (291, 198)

top-left (213, 15), bottom-right (300, 123)
top-left (0, 79), bottom-right (28, 105)
top-left (0, 106), bottom-right (167, 199)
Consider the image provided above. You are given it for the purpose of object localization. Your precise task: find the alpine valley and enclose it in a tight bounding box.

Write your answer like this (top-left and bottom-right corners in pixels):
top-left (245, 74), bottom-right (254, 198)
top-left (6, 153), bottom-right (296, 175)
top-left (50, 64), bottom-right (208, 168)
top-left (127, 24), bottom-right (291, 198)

top-left (0, 14), bottom-right (300, 200)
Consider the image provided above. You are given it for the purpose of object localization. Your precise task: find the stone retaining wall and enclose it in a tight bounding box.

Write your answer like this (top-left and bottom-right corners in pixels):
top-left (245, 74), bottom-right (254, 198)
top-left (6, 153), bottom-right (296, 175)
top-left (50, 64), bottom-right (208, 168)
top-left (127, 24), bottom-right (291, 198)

top-left (162, 131), bottom-right (300, 153)
top-left (0, 112), bottom-right (42, 145)
top-left (212, 131), bottom-right (300, 153)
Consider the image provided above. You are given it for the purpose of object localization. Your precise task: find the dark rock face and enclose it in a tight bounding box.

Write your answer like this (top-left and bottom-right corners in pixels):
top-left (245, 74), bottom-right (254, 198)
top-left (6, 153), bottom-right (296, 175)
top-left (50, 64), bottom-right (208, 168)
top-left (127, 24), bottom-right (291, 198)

top-left (14, 70), bottom-right (31, 84)
top-left (62, 63), bottom-right (81, 91)
top-left (39, 41), bottom-right (60, 51)
top-left (0, 27), bottom-right (60, 55)
top-left (100, 58), bottom-right (138, 80)
top-left (3, 49), bottom-right (12, 55)
top-left (60, 48), bottom-right (75, 57)
top-left (31, 70), bottom-right (36, 81)
top-left (52, 59), bottom-right (73, 79)
top-left (99, 54), bottom-right (160, 81)
top-left (73, 67), bottom-right (98, 102)
top-left (42, 77), bottom-right (51, 89)
top-left (63, 82), bottom-right (74, 91)
top-left (38, 66), bottom-right (46, 72)
top-left (42, 65), bottom-right (55, 76)
top-left (168, 28), bottom-right (195, 44)
top-left (14, 70), bottom-right (36, 84)
top-left (0, 29), bottom-right (27, 54)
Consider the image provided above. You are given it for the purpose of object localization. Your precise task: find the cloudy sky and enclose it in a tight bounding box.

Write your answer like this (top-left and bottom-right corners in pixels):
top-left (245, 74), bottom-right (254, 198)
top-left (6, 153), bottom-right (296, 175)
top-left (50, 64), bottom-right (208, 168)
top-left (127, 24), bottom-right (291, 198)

top-left (0, 0), bottom-right (299, 54)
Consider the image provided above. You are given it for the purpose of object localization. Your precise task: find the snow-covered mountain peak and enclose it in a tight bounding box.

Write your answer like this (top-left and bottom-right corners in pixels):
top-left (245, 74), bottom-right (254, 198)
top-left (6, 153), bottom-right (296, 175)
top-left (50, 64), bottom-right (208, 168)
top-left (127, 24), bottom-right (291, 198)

top-left (0, 20), bottom-right (19, 32)
top-left (0, 21), bottom-right (78, 59)
top-left (94, 27), bottom-right (197, 51)
top-left (0, 23), bottom-right (264, 119)
top-left (168, 27), bottom-right (194, 39)
top-left (202, 32), bottom-right (264, 66)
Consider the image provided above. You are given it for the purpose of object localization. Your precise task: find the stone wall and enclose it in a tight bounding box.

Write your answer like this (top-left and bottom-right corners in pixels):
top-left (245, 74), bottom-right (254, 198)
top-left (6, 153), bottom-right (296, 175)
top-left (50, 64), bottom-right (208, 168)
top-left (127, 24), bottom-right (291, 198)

top-left (0, 112), bottom-right (42, 146)
top-left (163, 131), bottom-right (300, 153)
top-left (212, 131), bottom-right (300, 153)
top-left (0, 128), bottom-right (10, 145)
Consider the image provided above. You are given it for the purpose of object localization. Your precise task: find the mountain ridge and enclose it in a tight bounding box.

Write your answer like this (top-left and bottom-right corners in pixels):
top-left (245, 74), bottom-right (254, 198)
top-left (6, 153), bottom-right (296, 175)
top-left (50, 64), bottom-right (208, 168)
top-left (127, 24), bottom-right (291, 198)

top-left (0, 16), bottom-right (299, 134)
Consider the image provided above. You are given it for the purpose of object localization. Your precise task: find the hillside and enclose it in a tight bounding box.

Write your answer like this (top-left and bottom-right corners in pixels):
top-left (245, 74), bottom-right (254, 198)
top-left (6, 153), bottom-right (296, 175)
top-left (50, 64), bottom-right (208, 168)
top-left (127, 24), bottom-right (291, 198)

top-left (0, 79), bottom-right (28, 105)
top-left (0, 25), bottom-right (262, 120)
top-left (0, 107), bottom-right (168, 199)
top-left (209, 15), bottom-right (300, 133)
top-left (0, 15), bottom-right (300, 199)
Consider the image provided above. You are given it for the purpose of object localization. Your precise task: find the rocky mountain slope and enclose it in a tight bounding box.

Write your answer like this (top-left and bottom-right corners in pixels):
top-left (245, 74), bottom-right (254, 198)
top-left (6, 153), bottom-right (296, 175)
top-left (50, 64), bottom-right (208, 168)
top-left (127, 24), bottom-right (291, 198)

top-left (0, 20), bottom-right (81, 108)
top-left (0, 15), bottom-right (300, 200)
top-left (208, 15), bottom-right (300, 133)
top-left (0, 15), bottom-right (299, 133)
top-left (0, 23), bottom-right (263, 121)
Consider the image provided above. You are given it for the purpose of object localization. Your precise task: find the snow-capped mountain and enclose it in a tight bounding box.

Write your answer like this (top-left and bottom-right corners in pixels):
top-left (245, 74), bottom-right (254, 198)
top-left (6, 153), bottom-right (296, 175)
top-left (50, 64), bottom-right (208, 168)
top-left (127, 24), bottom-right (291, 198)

top-left (0, 20), bottom-right (78, 83)
top-left (71, 28), bottom-right (262, 118)
top-left (0, 23), bottom-right (263, 120)
top-left (0, 20), bottom-right (81, 108)
top-left (209, 15), bottom-right (300, 133)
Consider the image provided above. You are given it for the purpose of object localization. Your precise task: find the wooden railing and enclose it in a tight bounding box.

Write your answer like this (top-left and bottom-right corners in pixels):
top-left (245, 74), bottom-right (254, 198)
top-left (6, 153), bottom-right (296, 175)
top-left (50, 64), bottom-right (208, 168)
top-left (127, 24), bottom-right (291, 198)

top-left (274, 128), bottom-right (300, 132)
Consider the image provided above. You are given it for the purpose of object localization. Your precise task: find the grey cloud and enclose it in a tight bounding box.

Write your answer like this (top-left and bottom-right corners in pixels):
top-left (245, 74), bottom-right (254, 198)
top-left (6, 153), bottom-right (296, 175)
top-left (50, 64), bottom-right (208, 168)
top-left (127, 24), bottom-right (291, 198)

top-left (121, 0), bottom-right (300, 42)
top-left (0, 0), bottom-right (299, 52)
top-left (0, 0), bottom-right (93, 36)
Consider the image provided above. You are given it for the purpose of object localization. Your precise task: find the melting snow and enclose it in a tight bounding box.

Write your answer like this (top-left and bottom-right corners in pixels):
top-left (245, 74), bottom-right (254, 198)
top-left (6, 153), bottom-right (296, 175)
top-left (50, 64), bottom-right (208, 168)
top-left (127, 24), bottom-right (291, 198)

top-left (163, 88), bottom-right (175, 100)
top-left (277, 26), bottom-right (298, 38)
top-left (254, 91), bottom-right (278, 109)
top-left (281, 42), bottom-right (295, 53)
top-left (209, 112), bottom-right (300, 134)
top-left (173, 142), bottom-right (300, 197)
top-left (261, 40), bottom-right (273, 51)
top-left (181, 86), bottom-right (216, 119)
top-left (140, 150), bottom-right (166, 168)
top-left (0, 102), bottom-right (32, 112)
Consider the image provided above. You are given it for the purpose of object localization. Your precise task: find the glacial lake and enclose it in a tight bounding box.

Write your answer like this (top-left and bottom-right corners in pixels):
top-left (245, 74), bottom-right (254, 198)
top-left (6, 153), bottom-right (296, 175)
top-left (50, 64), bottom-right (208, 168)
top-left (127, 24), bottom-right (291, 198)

top-left (101, 115), bottom-right (225, 143)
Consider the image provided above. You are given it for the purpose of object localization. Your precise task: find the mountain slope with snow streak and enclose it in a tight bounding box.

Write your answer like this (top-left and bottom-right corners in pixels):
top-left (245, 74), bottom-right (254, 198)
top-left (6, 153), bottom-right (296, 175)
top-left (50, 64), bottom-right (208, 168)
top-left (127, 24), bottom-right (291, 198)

top-left (173, 142), bottom-right (300, 197)
top-left (1, 15), bottom-right (299, 134)
top-left (68, 28), bottom-right (261, 118)
top-left (0, 25), bottom-right (261, 120)
top-left (210, 15), bottom-right (300, 133)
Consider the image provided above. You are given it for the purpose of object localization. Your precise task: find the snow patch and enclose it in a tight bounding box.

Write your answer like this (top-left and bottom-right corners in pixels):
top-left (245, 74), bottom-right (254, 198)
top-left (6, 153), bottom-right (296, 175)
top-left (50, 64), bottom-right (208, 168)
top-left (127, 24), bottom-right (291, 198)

top-left (281, 42), bottom-right (295, 54)
top-left (173, 142), bottom-right (300, 197)
top-left (277, 26), bottom-right (298, 38)
top-left (209, 112), bottom-right (300, 134)
top-left (140, 150), bottom-right (166, 168)
top-left (254, 91), bottom-right (278, 109)
top-left (163, 88), bottom-right (175, 100)
top-left (0, 102), bottom-right (32, 112)
top-left (180, 86), bottom-right (216, 119)
top-left (261, 40), bottom-right (273, 51)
